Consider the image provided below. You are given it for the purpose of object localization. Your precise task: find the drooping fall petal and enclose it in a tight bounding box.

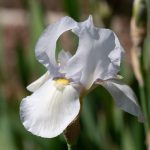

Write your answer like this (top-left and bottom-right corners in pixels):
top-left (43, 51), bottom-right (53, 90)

top-left (27, 71), bottom-right (50, 92)
top-left (20, 79), bottom-right (80, 138)
top-left (101, 79), bottom-right (144, 122)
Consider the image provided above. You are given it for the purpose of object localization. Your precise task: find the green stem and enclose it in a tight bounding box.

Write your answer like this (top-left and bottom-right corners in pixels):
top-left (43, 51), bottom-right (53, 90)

top-left (140, 47), bottom-right (149, 132)
top-left (145, 0), bottom-right (150, 128)
top-left (67, 144), bottom-right (77, 150)
top-left (139, 86), bottom-right (148, 132)
top-left (145, 72), bottom-right (150, 126)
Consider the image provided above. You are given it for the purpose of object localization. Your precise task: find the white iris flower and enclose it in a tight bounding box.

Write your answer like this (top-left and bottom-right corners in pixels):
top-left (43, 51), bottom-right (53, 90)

top-left (20, 15), bottom-right (144, 138)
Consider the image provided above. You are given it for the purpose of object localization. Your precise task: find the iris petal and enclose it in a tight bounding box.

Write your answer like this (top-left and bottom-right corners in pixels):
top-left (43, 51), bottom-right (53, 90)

top-left (63, 16), bottom-right (124, 89)
top-left (27, 71), bottom-right (50, 92)
top-left (101, 79), bottom-right (144, 122)
top-left (58, 50), bottom-right (72, 66)
top-left (20, 79), bottom-right (80, 138)
top-left (35, 16), bottom-right (77, 77)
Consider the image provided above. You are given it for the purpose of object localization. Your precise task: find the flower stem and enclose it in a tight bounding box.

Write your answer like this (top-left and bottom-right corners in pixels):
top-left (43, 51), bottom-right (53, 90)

top-left (67, 144), bottom-right (77, 150)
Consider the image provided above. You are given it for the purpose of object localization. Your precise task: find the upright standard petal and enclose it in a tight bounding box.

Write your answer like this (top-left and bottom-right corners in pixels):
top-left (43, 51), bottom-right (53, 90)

top-left (58, 50), bottom-right (72, 67)
top-left (20, 79), bottom-right (80, 138)
top-left (35, 16), bottom-right (77, 77)
top-left (63, 16), bottom-right (124, 89)
top-left (27, 71), bottom-right (50, 92)
top-left (101, 79), bottom-right (144, 122)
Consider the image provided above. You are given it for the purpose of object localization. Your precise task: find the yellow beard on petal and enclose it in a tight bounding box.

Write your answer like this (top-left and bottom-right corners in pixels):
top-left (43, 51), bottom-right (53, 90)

top-left (55, 79), bottom-right (70, 85)
top-left (54, 78), bottom-right (70, 90)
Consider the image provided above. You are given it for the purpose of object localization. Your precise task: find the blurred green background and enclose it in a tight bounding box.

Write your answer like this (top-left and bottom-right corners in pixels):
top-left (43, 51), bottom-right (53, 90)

top-left (0, 0), bottom-right (149, 149)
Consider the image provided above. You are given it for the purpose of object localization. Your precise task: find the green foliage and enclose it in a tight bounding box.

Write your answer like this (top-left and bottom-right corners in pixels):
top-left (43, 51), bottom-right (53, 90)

top-left (63, 0), bottom-right (80, 21)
